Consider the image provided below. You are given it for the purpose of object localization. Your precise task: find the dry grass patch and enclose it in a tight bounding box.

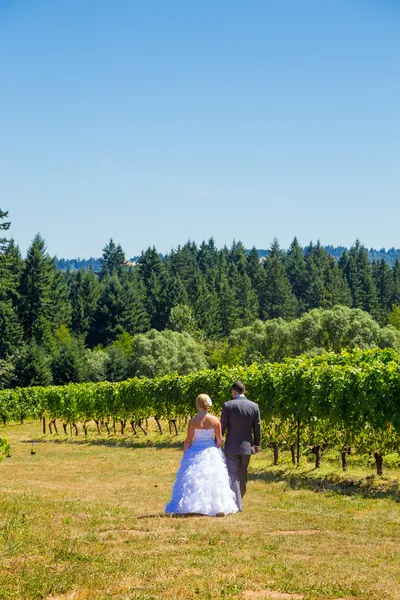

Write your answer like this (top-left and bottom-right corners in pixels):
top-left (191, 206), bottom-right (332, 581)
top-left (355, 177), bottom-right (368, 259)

top-left (266, 529), bottom-right (320, 535)
top-left (1, 420), bottom-right (400, 600)
top-left (243, 591), bottom-right (304, 599)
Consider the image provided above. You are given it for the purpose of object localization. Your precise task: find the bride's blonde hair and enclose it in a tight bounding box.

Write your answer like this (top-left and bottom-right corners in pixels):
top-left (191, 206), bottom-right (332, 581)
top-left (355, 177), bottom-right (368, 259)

top-left (196, 394), bottom-right (212, 411)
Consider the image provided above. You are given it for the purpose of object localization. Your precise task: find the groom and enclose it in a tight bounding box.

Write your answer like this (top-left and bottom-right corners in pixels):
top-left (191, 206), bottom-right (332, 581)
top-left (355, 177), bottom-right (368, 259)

top-left (220, 380), bottom-right (261, 511)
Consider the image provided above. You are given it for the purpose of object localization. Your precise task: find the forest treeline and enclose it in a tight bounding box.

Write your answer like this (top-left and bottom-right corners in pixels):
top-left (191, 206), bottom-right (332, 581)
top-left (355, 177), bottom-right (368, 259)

top-left (1, 206), bottom-right (400, 389)
top-left (56, 246), bottom-right (400, 271)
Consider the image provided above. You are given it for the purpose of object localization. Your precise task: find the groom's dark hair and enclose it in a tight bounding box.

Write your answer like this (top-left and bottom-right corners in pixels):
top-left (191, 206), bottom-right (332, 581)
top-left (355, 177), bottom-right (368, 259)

top-left (232, 380), bottom-right (245, 395)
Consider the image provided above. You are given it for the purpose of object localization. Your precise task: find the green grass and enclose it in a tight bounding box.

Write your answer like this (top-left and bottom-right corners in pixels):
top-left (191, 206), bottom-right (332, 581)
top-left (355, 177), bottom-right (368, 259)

top-left (1, 420), bottom-right (400, 600)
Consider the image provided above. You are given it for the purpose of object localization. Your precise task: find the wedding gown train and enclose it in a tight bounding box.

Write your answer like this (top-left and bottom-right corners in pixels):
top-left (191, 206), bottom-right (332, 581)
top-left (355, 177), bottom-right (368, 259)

top-left (165, 428), bottom-right (238, 516)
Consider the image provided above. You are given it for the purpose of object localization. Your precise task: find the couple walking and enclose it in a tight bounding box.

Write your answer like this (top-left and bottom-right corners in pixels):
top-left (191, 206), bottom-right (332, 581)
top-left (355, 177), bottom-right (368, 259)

top-left (165, 380), bottom-right (261, 516)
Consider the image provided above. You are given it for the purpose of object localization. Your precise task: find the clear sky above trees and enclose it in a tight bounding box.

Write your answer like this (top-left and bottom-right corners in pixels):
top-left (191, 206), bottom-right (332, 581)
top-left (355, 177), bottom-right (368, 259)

top-left (1, 0), bottom-right (400, 257)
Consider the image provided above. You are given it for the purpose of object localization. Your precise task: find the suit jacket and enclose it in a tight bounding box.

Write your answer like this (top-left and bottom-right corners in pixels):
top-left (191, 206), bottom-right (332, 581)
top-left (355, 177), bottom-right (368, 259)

top-left (220, 396), bottom-right (261, 455)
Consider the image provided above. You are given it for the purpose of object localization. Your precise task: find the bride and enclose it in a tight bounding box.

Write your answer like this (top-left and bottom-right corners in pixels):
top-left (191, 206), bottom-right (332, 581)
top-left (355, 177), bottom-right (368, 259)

top-left (165, 394), bottom-right (238, 517)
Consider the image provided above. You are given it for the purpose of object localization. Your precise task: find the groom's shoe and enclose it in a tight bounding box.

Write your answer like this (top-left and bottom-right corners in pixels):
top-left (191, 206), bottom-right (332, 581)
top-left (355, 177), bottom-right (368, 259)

top-left (215, 512), bottom-right (225, 517)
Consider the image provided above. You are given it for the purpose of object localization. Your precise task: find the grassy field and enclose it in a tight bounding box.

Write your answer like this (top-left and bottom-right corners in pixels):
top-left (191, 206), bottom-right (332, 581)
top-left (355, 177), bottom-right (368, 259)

top-left (1, 420), bottom-right (400, 600)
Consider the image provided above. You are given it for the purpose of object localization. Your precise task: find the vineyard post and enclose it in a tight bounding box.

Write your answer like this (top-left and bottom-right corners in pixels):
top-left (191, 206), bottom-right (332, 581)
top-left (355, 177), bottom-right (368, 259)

top-left (341, 447), bottom-right (347, 471)
top-left (290, 445), bottom-right (296, 465)
top-left (296, 418), bottom-right (301, 466)
top-left (374, 451), bottom-right (383, 476)
top-left (271, 442), bottom-right (279, 465)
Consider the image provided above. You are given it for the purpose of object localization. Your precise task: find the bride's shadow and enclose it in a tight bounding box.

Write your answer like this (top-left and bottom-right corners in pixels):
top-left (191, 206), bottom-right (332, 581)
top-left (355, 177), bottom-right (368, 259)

top-left (137, 512), bottom-right (208, 519)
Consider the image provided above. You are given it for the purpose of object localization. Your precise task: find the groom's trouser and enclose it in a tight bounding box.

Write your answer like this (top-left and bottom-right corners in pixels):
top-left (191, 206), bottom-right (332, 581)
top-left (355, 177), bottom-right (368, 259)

top-left (225, 453), bottom-right (251, 511)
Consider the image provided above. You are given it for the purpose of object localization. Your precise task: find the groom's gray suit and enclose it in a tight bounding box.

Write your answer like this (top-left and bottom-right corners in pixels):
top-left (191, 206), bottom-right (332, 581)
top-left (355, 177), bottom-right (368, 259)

top-left (220, 394), bottom-right (261, 511)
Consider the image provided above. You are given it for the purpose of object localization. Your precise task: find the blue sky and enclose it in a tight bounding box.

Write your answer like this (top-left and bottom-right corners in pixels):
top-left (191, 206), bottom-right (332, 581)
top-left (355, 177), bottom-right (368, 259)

top-left (1, 0), bottom-right (399, 258)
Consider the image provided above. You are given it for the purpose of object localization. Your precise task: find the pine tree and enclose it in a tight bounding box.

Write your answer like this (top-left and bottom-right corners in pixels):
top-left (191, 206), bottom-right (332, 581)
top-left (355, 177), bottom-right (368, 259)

top-left (340, 241), bottom-right (379, 317)
top-left (51, 326), bottom-right (86, 384)
top-left (0, 240), bottom-right (23, 310)
top-left (304, 242), bottom-right (328, 310)
top-left (217, 273), bottom-right (241, 337)
top-left (0, 301), bottom-right (24, 359)
top-left (137, 247), bottom-right (169, 329)
top-left (323, 255), bottom-right (352, 308)
top-left (0, 207), bottom-right (11, 251)
top-left (87, 275), bottom-right (124, 346)
top-left (169, 241), bottom-right (198, 292)
top-left (285, 237), bottom-right (308, 314)
top-left (164, 259), bottom-right (190, 306)
top-left (228, 262), bottom-right (258, 326)
top-left (51, 268), bottom-right (72, 330)
top-left (99, 239), bottom-right (126, 280)
top-left (14, 343), bottom-right (52, 387)
top-left (191, 271), bottom-right (220, 338)
top-left (119, 269), bottom-right (150, 334)
top-left (228, 240), bottom-right (248, 269)
top-left (197, 238), bottom-right (219, 274)
top-left (70, 268), bottom-right (100, 336)
top-left (216, 254), bottom-right (242, 336)
top-left (246, 247), bottom-right (266, 319)
top-left (19, 234), bottom-right (60, 346)
top-left (392, 258), bottom-right (400, 307)
top-left (372, 259), bottom-right (394, 322)
top-left (138, 248), bottom-right (183, 331)
top-left (263, 240), bottom-right (297, 319)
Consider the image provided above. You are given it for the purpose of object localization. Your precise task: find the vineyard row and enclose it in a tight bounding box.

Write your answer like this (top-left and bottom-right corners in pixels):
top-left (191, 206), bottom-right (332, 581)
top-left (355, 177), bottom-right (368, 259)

top-left (1, 348), bottom-right (400, 474)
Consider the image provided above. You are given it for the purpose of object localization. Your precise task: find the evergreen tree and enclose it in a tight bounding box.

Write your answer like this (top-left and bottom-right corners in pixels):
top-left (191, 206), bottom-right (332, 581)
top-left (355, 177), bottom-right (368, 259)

top-left (340, 240), bottom-right (379, 317)
top-left (246, 247), bottom-right (266, 319)
top-left (372, 259), bottom-right (394, 322)
top-left (51, 268), bottom-right (72, 330)
top-left (0, 301), bottom-right (24, 359)
top-left (99, 239), bottom-right (126, 280)
top-left (51, 326), bottom-right (86, 384)
top-left (228, 240), bottom-right (248, 269)
top-left (70, 267), bottom-right (100, 336)
top-left (263, 240), bottom-right (297, 319)
top-left (0, 240), bottom-right (23, 307)
top-left (169, 241), bottom-right (198, 291)
top-left (228, 262), bottom-right (258, 326)
top-left (191, 271), bottom-right (220, 338)
top-left (216, 255), bottom-right (242, 336)
top-left (392, 258), bottom-right (400, 307)
top-left (119, 269), bottom-right (150, 335)
top-left (88, 270), bottom-right (149, 346)
top-left (304, 242), bottom-right (328, 310)
top-left (87, 275), bottom-right (125, 346)
top-left (197, 238), bottom-right (219, 274)
top-left (137, 247), bottom-right (170, 329)
top-left (0, 207), bottom-right (11, 250)
top-left (19, 234), bottom-right (60, 346)
top-left (164, 262), bottom-right (190, 306)
top-left (285, 237), bottom-right (308, 314)
top-left (323, 255), bottom-right (352, 308)
top-left (14, 343), bottom-right (52, 387)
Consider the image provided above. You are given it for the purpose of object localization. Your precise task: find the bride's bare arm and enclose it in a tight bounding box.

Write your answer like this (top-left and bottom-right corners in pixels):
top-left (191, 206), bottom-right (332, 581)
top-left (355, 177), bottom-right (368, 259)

top-left (214, 421), bottom-right (223, 448)
top-left (183, 421), bottom-right (195, 452)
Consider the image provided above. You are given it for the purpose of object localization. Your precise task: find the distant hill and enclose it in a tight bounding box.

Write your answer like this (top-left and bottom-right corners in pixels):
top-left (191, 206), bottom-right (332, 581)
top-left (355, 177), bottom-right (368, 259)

top-left (56, 246), bottom-right (400, 271)
top-left (56, 257), bottom-right (102, 272)
top-left (258, 246), bottom-right (400, 265)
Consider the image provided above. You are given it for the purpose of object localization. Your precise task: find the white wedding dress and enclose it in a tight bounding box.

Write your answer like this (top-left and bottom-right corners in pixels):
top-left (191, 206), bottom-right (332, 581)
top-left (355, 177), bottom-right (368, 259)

top-left (165, 428), bottom-right (238, 516)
